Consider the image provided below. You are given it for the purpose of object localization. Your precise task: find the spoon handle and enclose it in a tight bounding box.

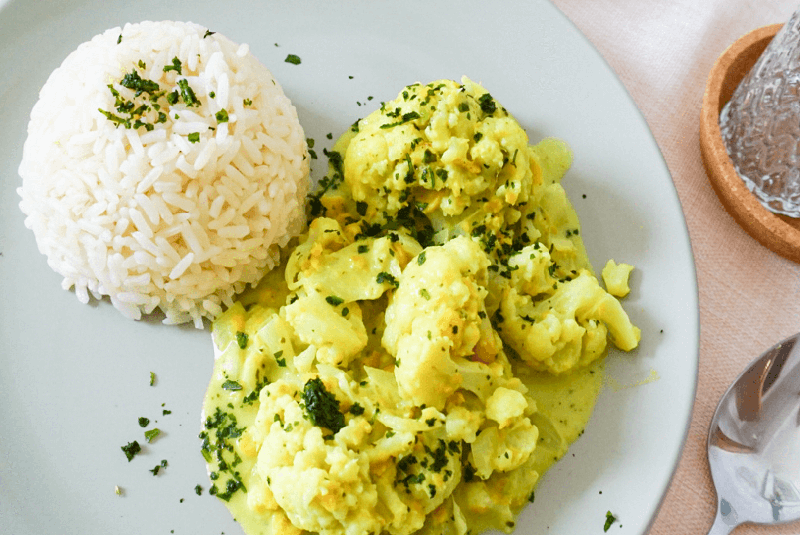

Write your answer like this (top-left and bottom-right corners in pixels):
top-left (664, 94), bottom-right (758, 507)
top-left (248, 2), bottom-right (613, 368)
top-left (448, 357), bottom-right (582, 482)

top-left (706, 513), bottom-right (735, 535)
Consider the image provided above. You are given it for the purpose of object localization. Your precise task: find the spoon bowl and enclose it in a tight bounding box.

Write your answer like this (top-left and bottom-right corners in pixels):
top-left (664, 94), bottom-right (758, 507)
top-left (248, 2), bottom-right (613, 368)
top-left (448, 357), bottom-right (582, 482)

top-left (707, 332), bottom-right (800, 534)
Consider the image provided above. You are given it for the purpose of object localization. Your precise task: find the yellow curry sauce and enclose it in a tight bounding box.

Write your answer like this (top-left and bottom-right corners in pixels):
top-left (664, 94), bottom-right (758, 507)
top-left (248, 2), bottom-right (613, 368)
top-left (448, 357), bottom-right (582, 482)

top-left (200, 77), bottom-right (638, 535)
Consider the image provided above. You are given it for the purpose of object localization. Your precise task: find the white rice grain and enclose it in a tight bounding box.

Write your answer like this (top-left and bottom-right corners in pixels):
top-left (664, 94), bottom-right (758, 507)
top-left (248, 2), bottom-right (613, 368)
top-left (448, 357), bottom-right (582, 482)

top-left (170, 252), bottom-right (195, 280)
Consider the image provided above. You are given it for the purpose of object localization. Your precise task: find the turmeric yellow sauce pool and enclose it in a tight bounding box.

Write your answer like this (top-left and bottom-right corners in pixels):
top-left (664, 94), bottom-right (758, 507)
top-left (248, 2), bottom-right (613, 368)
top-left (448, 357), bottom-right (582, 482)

top-left (200, 77), bottom-right (639, 535)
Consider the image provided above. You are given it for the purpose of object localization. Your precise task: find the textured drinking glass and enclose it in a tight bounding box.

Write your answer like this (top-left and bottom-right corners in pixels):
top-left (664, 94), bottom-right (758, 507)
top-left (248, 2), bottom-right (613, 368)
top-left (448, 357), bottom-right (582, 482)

top-left (720, 9), bottom-right (800, 218)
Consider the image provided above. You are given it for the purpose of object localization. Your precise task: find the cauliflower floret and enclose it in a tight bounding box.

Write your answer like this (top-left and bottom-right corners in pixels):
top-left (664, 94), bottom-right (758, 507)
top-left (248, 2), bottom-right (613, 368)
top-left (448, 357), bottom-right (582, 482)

top-left (602, 259), bottom-right (634, 297)
top-left (524, 180), bottom-right (592, 277)
top-left (250, 373), bottom-right (465, 535)
top-left (254, 379), bottom-right (384, 535)
top-left (485, 387), bottom-right (528, 429)
top-left (445, 405), bottom-right (484, 443)
top-left (469, 419), bottom-right (538, 479)
top-left (392, 329), bottom-right (461, 410)
top-left (286, 217), bottom-right (349, 292)
top-left (506, 242), bottom-right (556, 298)
top-left (286, 217), bottom-right (422, 302)
top-left (500, 271), bottom-right (640, 374)
top-left (383, 236), bottom-right (492, 409)
top-left (344, 77), bottom-right (534, 219)
top-left (455, 454), bottom-right (541, 534)
top-left (283, 291), bottom-right (368, 367)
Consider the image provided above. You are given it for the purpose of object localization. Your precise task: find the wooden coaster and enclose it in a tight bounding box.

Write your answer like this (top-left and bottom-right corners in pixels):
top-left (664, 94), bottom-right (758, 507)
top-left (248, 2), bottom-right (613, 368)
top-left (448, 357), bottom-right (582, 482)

top-left (700, 23), bottom-right (800, 264)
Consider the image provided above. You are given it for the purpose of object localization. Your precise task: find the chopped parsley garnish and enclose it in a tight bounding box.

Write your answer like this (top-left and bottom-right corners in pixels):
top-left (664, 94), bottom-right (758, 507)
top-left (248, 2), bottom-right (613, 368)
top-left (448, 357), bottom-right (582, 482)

top-left (138, 417), bottom-right (150, 428)
top-left (307, 149), bottom-right (345, 218)
top-left (177, 78), bottom-right (199, 106)
top-left (376, 271), bottom-right (399, 288)
top-left (120, 69), bottom-right (160, 96)
top-left (425, 439), bottom-right (449, 472)
top-left (211, 477), bottom-right (245, 501)
top-left (148, 459), bottom-right (167, 476)
top-left (417, 251), bottom-right (426, 265)
top-left (188, 132), bottom-right (200, 143)
top-left (301, 377), bottom-right (345, 434)
top-left (243, 378), bottom-right (268, 405)
top-left (243, 98), bottom-right (252, 106)
top-left (356, 201), bottom-right (368, 216)
top-left (201, 408), bottom-right (245, 454)
top-left (274, 350), bottom-right (286, 367)
top-left (478, 93), bottom-right (496, 115)
top-left (221, 380), bottom-right (243, 391)
top-left (604, 511), bottom-right (617, 532)
top-left (144, 428), bottom-right (161, 443)
top-left (399, 472), bottom-right (425, 489)
top-left (325, 295), bottom-right (344, 306)
top-left (163, 57), bottom-right (182, 74)
top-left (199, 407), bottom-right (247, 502)
top-left (380, 111), bottom-right (421, 129)
top-left (99, 74), bottom-right (158, 130)
top-left (215, 108), bottom-right (229, 123)
top-left (463, 463), bottom-right (476, 482)
top-left (203, 29), bottom-right (215, 38)
top-left (285, 54), bottom-right (302, 65)
top-left (149, 371), bottom-right (156, 386)
top-left (117, 34), bottom-right (122, 44)
top-left (397, 454), bottom-right (417, 472)
top-left (349, 403), bottom-right (365, 416)
top-left (419, 288), bottom-right (431, 300)
top-left (121, 440), bottom-right (141, 462)
top-left (241, 390), bottom-right (258, 405)
top-left (235, 331), bottom-right (248, 349)
top-left (357, 245), bottom-right (369, 254)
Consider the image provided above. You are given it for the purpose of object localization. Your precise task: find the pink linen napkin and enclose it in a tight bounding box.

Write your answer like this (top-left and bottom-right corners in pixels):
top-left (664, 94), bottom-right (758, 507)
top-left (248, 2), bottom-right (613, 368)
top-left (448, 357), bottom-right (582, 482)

top-left (551, 1), bottom-right (800, 533)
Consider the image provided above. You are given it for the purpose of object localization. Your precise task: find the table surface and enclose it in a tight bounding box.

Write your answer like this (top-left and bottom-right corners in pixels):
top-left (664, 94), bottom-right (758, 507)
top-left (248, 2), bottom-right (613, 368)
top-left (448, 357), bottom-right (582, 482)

top-left (551, 1), bottom-right (800, 534)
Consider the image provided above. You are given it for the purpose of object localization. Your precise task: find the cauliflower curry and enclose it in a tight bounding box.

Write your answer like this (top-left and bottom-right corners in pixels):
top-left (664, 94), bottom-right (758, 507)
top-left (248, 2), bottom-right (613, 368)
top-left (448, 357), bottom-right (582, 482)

top-left (200, 77), bottom-right (640, 535)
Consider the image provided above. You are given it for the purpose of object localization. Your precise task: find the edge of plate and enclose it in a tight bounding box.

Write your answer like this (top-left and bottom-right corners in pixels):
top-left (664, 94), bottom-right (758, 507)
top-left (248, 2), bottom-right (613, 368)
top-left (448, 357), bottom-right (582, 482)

top-left (549, 2), bottom-right (701, 532)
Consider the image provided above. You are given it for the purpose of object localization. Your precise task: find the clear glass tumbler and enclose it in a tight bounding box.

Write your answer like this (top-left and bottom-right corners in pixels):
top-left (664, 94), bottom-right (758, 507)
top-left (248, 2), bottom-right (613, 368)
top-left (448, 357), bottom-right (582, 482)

top-left (720, 10), bottom-right (800, 218)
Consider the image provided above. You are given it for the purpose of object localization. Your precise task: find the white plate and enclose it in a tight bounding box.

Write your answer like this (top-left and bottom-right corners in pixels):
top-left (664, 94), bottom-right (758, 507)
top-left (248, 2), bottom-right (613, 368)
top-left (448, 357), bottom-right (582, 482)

top-left (0, 1), bottom-right (699, 534)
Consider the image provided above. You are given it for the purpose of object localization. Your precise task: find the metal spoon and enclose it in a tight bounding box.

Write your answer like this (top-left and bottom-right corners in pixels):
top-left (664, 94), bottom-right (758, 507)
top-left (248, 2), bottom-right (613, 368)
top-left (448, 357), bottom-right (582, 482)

top-left (707, 332), bottom-right (800, 534)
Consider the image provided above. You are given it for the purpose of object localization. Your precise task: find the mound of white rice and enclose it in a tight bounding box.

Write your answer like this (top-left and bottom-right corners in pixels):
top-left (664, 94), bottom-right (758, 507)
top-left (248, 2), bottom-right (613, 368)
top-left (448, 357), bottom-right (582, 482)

top-left (18, 21), bottom-right (309, 328)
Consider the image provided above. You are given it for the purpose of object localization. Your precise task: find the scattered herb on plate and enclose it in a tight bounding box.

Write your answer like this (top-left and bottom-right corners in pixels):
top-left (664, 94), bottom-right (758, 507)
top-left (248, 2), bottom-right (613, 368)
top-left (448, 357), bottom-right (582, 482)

top-left (604, 511), bottom-right (617, 532)
top-left (121, 440), bottom-right (141, 462)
